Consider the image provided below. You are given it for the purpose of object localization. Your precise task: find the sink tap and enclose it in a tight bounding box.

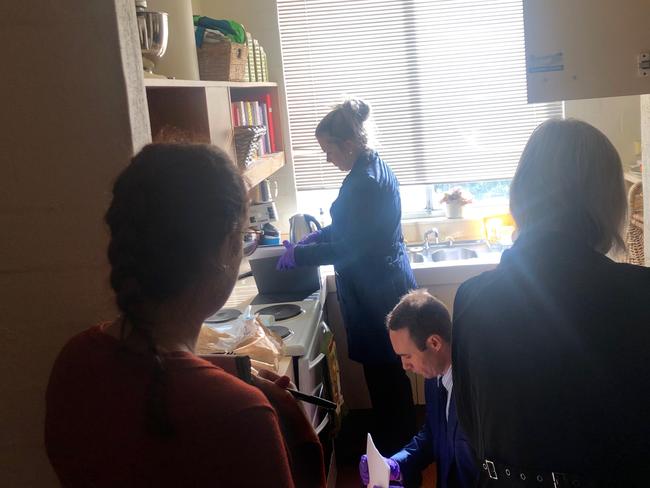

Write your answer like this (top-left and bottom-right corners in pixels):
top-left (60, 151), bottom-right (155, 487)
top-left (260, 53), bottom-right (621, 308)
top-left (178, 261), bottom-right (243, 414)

top-left (444, 236), bottom-right (455, 247)
top-left (423, 228), bottom-right (440, 249)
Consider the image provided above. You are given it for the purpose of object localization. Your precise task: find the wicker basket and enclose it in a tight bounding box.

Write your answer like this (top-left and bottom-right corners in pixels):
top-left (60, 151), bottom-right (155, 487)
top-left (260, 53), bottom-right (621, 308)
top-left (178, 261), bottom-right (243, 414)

top-left (234, 126), bottom-right (267, 169)
top-left (625, 182), bottom-right (644, 265)
top-left (197, 40), bottom-right (248, 82)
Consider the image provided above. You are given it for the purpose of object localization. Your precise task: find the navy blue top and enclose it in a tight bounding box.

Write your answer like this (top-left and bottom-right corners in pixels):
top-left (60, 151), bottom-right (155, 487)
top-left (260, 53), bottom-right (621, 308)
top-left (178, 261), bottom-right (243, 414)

top-left (295, 150), bottom-right (416, 364)
top-left (392, 378), bottom-right (478, 488)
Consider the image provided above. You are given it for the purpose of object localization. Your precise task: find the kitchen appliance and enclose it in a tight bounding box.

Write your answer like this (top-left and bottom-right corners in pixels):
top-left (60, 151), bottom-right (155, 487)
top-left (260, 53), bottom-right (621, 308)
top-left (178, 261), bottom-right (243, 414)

top-left (248, 201), bottom-right (278, 229)
top-left (205, 308), bottom-right (242, 323)
top-left (248, 245), bottom-right (320, 296)
top-left (209, 297), bottom-right (321, 357)
top-left (289, 213), bottom-right (322, 244)
top-left (257, 303), bottom-right (303, 321)
top-left (136, 1), bottom-right (169, 78)
top-left (146, 0), bottom-right (199, 80)
top-left (252, 179), bottom-right (278, 204)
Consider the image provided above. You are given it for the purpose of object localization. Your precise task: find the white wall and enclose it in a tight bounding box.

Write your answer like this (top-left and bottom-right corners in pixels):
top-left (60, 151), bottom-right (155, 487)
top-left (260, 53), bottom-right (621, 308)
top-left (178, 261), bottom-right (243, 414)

top-left (0, 2), bottom-right (149, 485)
top-left (193, 0), bottom-right (298, 234)
top-left (641, 95), bottom-right (650, 263)
top-left (565, 95), bottom-right (641, 168)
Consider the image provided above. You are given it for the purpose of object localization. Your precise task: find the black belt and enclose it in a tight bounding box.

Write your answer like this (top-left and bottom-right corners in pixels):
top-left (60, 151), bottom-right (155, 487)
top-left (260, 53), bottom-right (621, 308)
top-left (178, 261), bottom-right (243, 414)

top-left (481, 459), bottom-right (597, 488)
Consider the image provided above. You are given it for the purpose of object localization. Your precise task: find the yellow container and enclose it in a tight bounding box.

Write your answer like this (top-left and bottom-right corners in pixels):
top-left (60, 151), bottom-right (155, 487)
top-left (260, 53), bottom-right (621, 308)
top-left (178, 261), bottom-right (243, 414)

top-left (482, 213), bottom-right (515, 245)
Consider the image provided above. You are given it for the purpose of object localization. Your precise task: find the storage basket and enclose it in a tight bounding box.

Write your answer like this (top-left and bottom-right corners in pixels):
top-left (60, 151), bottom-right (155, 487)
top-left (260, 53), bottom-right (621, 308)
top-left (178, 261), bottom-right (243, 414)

top-left (197, 40), bottom-right (248, 82)
top-left (625, 182), bottom-right (644, 265)
top-left (234, 125), bottom-right (267, 169)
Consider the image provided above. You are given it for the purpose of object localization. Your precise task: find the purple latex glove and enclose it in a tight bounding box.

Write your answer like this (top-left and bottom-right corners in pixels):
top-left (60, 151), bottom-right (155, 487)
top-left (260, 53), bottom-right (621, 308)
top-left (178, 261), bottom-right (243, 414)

top-left (359, 455), bottom-right (401, 486)
top-left (297, 230), bottom-right (323, 245)
top-left (276, 240), bottom-right (297, 270)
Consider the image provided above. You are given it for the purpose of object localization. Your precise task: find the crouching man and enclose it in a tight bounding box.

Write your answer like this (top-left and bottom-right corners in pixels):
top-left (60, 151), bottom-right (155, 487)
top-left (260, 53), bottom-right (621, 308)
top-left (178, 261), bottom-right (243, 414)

top-left (360, 290), bottom-right (478, 488)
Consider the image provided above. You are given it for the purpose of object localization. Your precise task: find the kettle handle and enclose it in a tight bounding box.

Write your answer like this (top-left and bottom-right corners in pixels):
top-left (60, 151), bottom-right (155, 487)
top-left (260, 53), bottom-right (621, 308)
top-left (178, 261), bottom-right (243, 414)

top-left (304, 214), bottom-right (322, 232)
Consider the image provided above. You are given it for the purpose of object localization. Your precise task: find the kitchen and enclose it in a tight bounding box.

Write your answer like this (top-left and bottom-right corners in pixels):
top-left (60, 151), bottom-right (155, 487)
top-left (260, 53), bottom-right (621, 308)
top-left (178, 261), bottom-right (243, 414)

top-left (2, 0), bottom-right (650, 486)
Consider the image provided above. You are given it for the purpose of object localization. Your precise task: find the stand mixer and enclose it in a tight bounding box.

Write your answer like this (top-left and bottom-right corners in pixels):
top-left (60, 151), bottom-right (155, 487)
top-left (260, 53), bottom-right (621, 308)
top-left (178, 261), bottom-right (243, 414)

top-left (136, 0), bottom-right (168, 78)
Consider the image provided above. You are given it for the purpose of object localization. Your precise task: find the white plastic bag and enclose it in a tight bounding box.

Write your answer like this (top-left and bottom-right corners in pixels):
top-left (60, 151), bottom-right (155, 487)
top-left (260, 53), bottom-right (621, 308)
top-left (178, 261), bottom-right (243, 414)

top-left (196, 306), bottom-right (283, 370)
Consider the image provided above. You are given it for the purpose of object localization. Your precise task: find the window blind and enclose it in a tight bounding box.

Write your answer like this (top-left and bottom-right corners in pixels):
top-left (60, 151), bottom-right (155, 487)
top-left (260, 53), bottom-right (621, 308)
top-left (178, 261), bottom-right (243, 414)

top-left (277, 0), bottom-right (563, 191)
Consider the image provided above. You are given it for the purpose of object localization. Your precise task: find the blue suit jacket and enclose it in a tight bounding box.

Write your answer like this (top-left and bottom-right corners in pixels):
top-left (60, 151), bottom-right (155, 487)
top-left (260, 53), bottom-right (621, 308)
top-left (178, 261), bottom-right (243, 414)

top-left (391, 378), bottom-right (478, 488)
top-left (295, 150), bottom-right (416, 364)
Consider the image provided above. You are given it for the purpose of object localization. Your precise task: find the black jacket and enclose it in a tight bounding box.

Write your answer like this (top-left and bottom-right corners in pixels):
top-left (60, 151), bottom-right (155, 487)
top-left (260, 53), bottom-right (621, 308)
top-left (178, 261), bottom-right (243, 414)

top-left (452, 229), bottom-right (650, 486)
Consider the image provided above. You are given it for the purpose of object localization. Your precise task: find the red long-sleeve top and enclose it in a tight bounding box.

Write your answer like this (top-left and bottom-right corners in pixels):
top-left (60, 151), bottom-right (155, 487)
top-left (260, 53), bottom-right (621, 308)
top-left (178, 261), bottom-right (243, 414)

top-left (45, 325), bottom-right (295, 487)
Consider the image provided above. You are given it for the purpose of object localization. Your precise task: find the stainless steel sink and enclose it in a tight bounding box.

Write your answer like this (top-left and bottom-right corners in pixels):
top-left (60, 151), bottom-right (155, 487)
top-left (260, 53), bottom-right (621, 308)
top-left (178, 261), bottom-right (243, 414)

top-left (406, 240), bottom-right (492, 264)
top-left (409, 252), bottom-right (426, 263)
top-left (429, 247), bottom-right (477, 262)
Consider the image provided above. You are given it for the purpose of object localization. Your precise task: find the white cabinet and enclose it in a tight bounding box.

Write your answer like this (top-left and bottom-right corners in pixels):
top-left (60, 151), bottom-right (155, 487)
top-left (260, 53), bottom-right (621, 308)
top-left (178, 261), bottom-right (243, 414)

top-left (523, 0), bottom-right (650, 103)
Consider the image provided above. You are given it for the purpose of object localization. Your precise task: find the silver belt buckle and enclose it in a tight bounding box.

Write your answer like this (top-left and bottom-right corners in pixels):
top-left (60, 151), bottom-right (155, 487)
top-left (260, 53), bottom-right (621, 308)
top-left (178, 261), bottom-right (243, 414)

top-left (486, 460), bottom-right (498, 480)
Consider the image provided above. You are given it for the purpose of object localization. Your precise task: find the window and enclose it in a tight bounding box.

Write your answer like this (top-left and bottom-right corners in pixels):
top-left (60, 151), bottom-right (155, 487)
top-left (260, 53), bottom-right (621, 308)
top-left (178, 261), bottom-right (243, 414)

top-left (277, 0), bottom-right (563, 204)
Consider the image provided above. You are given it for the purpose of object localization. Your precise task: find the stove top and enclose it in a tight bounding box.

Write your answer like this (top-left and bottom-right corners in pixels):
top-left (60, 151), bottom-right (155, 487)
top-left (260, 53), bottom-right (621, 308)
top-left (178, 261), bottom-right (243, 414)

top-left (205, 308), bottom-right (242, 324)
top-left (206, 296), bottom-right (322, 356)
top-left (256, 304), bottom-right (303, 321)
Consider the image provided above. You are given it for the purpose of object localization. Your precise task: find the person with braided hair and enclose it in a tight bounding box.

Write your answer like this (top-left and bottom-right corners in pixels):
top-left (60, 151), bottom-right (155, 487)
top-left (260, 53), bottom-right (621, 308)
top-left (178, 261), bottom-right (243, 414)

top-left (45, 143), bottom-right (325, 487)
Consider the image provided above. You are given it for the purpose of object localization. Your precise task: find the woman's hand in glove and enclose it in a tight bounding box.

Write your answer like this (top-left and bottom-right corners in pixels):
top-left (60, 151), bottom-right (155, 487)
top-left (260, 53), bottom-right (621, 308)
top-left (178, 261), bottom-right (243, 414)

top-left (276, 240), bottom-right (297, 270)
top-left (297, 230), bottom-right (322, 245)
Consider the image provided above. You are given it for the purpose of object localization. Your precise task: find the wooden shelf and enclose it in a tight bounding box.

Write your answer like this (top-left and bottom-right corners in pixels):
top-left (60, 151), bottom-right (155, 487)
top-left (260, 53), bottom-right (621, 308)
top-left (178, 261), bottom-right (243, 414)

top-left (144, 78), bottom-right (277, 89)
top-left (144, 80), bottom-right (285, 187)
top-left (243, 152), bottom-right (285, 188)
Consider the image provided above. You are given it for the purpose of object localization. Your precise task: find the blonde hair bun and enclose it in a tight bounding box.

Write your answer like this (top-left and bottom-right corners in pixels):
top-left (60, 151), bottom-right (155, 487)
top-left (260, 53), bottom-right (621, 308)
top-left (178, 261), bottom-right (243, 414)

top-left (342, 98), bottom-right (371, 122)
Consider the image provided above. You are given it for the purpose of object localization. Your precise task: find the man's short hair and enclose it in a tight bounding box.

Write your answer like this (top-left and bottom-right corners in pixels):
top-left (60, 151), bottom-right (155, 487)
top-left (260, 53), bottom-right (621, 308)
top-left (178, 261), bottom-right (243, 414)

top-left (386, 290), bottom-right (451, 351)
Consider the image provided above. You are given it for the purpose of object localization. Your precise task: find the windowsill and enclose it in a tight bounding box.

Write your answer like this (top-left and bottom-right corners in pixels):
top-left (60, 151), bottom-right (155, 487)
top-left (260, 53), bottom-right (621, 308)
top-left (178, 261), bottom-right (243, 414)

top-left (402, 204), bottom-right (510, 224)
top-left (401, 205), bottom-right (512, 245)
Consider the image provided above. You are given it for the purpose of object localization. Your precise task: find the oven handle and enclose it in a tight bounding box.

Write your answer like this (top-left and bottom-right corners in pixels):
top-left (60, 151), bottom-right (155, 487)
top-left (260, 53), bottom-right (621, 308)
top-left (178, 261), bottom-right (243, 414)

top-left (315, 412), bottom-right (330, 435)
top-left (308, 352), bottom-right (326, 371)
top-left (310, 383), bottom-right (325, 425)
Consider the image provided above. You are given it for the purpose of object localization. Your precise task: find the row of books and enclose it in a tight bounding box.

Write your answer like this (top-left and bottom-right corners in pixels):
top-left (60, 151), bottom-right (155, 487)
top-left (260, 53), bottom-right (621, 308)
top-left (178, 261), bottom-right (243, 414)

top-left (244, 32), bottom-right (269, 82)
top-left (231, 95), bottom-right (276, 157)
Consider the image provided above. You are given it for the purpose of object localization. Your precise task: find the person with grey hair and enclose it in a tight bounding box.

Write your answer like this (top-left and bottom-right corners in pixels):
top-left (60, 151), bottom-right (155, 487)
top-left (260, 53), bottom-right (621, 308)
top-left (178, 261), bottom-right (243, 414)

top-left (452, 118), bottom-right (650, 487)
top-left (277, 98), bottom-right (418, 455)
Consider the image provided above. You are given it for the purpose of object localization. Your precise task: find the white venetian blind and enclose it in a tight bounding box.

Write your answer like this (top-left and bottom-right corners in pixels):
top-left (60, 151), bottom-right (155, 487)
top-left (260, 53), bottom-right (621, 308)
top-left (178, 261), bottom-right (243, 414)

top-left (277, 0), bottom-right (563, 191)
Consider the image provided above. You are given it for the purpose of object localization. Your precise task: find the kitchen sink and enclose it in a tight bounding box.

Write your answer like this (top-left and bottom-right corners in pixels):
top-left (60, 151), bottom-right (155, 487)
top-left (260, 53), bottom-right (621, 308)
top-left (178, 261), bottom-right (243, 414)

top-left (409, 252), bottom-right (426, 263)
top-left (406, 240), bottom-right (493, 264)
top-left (429, 247), bottom-right (477, 262)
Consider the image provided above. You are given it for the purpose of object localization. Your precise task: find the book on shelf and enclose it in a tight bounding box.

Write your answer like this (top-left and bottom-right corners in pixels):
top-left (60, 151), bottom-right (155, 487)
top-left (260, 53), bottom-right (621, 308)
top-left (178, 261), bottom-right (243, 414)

top-left (264, 93), bottom-right (276, 153)
top-left (245, 101), bottom-right (254, 128)
top-left (253, 39), bottom-right (263, 82)
top-left (231, 103), bottom-right (239, 127)
top-left (260, 46), bottom-right (267, 82)
top-left (245, 32), bottom-right (254, 82)
top-left (232, 99), bottom-right (275, 158)
top-left (260, 102), bottom-right (271, 154)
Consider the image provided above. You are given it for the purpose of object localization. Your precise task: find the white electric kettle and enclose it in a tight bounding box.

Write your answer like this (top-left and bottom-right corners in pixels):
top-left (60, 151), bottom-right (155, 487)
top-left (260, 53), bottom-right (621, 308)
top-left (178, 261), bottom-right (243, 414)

top-left (289, 214), bottom-right (322, 244)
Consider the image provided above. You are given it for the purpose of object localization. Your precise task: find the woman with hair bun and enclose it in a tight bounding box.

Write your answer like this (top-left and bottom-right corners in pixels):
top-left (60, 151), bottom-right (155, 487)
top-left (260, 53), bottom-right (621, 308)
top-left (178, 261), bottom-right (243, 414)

top-left (45, 143), bottom-right (324, 487)
top-left (278, 98), bottom-right (418, 454)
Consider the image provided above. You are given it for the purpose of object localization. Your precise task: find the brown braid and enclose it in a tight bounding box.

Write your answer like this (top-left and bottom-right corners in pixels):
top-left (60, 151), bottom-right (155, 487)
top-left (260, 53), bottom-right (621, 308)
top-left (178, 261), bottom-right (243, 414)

top-left (106, 143), bottom-right (247, 437)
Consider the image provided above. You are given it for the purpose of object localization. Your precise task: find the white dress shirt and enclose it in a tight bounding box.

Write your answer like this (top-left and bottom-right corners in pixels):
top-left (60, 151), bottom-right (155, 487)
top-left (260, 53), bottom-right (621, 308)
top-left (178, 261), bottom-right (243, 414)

top-left (439, 366), bottom-right (453, 421)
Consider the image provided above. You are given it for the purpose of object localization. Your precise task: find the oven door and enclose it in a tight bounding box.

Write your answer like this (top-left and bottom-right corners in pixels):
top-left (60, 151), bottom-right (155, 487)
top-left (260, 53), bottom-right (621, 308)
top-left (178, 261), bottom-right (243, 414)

top-left (297, 315), bottom-right (327, 424)
top-left (296, 317), bottom-right (337, 487)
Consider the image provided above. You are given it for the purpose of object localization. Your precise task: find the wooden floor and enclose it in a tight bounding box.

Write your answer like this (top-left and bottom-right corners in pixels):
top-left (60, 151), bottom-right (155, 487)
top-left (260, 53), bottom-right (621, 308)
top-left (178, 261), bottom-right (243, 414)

top-left (333, 408), bottom-right (436, 487)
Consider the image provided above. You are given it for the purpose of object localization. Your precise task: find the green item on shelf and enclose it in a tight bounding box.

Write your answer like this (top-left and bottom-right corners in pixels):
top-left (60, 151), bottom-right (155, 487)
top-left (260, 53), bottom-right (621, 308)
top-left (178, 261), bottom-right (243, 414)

top-left (193, 16), bottom-right (246, 46)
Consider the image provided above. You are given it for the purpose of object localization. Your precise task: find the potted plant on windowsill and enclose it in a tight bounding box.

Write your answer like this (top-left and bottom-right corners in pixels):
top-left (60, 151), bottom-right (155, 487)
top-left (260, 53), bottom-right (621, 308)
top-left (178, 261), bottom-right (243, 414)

top-left (440, 187), bottom-right (472, 219)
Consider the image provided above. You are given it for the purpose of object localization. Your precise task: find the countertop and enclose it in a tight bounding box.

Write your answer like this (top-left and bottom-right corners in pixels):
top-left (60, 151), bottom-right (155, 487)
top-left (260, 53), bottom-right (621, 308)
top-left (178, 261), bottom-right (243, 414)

top-left (228, 249), bottom-right (503, 307)
top-left (224, 252), bottom-right (503, 376)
